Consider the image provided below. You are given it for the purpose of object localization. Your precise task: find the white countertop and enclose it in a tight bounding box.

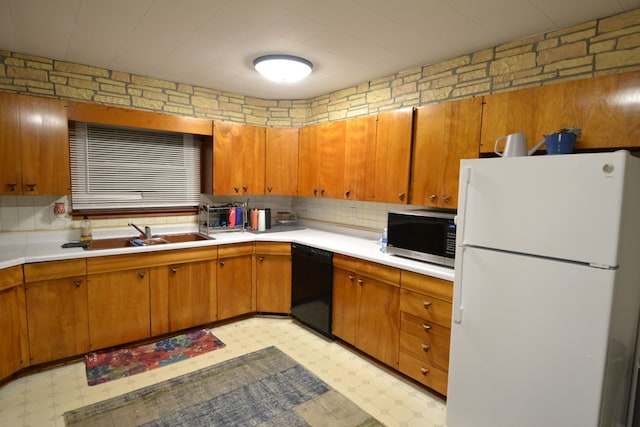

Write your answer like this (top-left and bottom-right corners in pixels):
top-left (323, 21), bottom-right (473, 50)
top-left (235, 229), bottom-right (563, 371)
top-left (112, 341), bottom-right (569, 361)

top-left (0, 222), bottom-right (454, 281)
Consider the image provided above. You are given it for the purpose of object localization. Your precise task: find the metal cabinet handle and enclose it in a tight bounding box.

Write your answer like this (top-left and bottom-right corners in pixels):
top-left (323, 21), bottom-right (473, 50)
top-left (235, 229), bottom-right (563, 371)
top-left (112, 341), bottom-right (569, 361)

top-left (7, 183), bottom-right (17, 192)
top-left (138, 271), bottom-right (146, 278)
top-left (422, 343), bottom-right (431, 352)
top-left (423, 301), bottom-right (432, 309)
top-left (398, 192), bottom-right (405, 201)
top-left (234, 187), bottom-right (240, 193)
top-left (348, 274), bottom-right (355, 281)
top-left (267, 186), bottom-right (273, 193)
top-left (423, 324), bottom-right (431, 331)
top-left (443, 195), bottom-right (451, 204)
top-left (420, 367), bottom-right (429, 375)
top-left (258, 256), bottom-right (264, 261)
top-left (220, 260), bottom-right (225, 266)
top-left (26, 184), bottom-right (36, 192)
top-left (429, 194), bottom-right (437, 203)
top-left (344, 190), bottom-right (351, 198)
top-left (243, 186), bottom-right (248, 193)
top-left (358, 278), bottom-right (364, 286)
top-left (313, 188), bottom-right (318, 196)
top-left (320, 189), bottom-right (325, 196)
top-left (73, 280), bottom-right (82, 288)
top-left (171, 267), bottom-right (177, 273)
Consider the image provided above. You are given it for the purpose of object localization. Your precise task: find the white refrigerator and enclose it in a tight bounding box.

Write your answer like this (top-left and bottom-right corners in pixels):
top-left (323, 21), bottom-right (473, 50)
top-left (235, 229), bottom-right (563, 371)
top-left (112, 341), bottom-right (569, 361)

top-left (447, 151), bottom-right (640, 427)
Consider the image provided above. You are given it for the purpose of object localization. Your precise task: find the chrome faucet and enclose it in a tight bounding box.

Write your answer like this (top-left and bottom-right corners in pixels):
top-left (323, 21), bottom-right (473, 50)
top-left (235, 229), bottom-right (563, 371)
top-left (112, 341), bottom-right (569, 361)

top-left (128, 223), bottom-right (151, 239)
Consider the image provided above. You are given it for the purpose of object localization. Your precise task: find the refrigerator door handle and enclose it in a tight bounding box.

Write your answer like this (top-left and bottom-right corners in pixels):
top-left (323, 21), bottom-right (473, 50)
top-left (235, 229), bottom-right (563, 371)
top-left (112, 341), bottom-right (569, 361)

top-left (453, 246), bottom-right (465, 324)
top-left (456, 166), bottom-right (472, 245)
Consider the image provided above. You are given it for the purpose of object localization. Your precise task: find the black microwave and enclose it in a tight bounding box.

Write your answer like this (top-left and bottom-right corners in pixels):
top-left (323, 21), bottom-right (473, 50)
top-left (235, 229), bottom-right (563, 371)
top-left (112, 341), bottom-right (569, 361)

top-left (387, 210), bottom-right (456, 267)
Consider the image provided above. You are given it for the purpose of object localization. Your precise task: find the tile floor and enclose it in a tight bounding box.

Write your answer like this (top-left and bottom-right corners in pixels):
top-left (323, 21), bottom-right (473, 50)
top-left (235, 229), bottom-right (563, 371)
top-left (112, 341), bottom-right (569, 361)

top-left (0, 316), bottom-right (447, 427)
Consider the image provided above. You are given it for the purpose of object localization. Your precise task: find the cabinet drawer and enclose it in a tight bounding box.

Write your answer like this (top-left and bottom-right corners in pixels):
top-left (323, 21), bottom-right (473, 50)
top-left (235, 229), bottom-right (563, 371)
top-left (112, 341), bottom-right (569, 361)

top-left (400, 270), bottom-right (453, 302)
top-left (87, 247), bottom-right (217, 274)
top-left (254, 242), bottom-right (290, 255)
top-left (399, 352), bottom-right (448, 396)
top-left (333, 254), bottom-right (400, 287)
top-left (401, 311), bottom-right (450, 347)
top-left (400, 289), bottom-right (452, 328)
top-left (218, 243), bottom-right (253, 258)
top-left (24, 259), bottom-right (86, 282)
top-left (399, 329), bottom-right (449, 371)
top-left (0, 265), bottom-right (23, 291)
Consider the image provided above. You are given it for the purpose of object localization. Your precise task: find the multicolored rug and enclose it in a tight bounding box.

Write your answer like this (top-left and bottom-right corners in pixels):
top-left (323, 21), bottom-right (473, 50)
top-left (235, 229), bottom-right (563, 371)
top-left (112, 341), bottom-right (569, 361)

top-left (85, 328), bottom-right (225, 386)
top-left (67, 346), bottom-right (382, 427)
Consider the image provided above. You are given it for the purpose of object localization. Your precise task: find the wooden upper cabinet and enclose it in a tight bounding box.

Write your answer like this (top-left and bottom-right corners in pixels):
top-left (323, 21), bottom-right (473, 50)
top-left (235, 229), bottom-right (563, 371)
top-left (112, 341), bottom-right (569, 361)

top-left (411, 97), bottom-right (482, 208)
top-left (344, 115), bottom-right (377, 200)
top-left (0, 93), bottom-right (69, 195)
top-left (213, 121), bottom-right (266, 195)
top-left (298, 120), bottom-right (346, 198)
top-left (265, 127), bottom-right (299, 196)
top-left (370, 108), bottom-right (414, 204)
top-left (480, 70), bottom-right (640, 153)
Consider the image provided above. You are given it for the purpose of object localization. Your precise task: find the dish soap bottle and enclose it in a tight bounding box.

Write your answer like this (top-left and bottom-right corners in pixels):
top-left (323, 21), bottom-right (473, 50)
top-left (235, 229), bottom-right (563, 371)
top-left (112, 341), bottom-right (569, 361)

top-left (80, 216), bottom-right (93, 242)
top-left (381, 227), bottom-right (388, 253)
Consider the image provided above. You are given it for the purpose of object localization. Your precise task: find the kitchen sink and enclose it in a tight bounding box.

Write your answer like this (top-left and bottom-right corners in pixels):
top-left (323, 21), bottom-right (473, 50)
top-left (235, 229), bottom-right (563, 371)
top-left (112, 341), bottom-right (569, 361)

top-left (84, 232), bottom-right (213, 250)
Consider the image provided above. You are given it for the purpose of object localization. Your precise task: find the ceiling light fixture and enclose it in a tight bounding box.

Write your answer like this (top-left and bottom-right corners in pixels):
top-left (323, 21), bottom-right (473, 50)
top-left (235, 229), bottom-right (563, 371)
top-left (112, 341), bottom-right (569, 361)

top-left (253, 54), bottom-right (313, 83)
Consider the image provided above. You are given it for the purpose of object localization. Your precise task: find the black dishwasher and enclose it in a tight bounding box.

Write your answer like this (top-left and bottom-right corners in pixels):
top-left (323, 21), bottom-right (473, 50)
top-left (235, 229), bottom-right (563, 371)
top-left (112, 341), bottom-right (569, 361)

top-left (291, 243), bottom-right (334, 339)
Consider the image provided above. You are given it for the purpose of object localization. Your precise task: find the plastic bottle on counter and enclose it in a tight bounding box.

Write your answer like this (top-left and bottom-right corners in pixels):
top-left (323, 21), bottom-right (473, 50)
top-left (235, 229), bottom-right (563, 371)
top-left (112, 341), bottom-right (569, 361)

top-left (380, 227), bottom-right (388, 253)
top-left (251, 209), bottom-right (259, 230)
top-left (80, 216), bottom-right (93, 242)
top-left (258, 210), bottom-right (266, 231)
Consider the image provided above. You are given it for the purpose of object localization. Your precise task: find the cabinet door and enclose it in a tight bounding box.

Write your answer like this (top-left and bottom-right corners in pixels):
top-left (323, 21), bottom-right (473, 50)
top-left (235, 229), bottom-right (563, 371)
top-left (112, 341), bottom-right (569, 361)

top-left (25, 277), bottom-right (89, 364)
top-left (0, 93), bottom-right (22, 195)
top-left (168, 260), bottom-right (217, 332)
top-left (332, 267), bottom-right (358, 345)
top-left (371, 108), bottom-right (413, 203)
top-left (344, 115), bottom-right (376, 200)
top-left (240, 124), bottom-right (266, 195)
top-left (0, 285), bottom-right (29, 379)
top-left (317, 120), bottom-right (346, 199)
top-left (412, 98), bottom-right (481, 208)
top-left (217, 254), bottom-right (253, 320)
top-left (88, 269), bottom-right (150, 350)
top-left (213, 121), bottom-right (243, 195)
top-left (265, 127), bottom-right (298, 196)
top-left (356, 275), bottom-right (400, 368)
top-left (19, 95), bottom-right (69, 195)
top-left (255, 254), bottom-right (291, 313)
top-left (298, 125), bottom-right (321, 197)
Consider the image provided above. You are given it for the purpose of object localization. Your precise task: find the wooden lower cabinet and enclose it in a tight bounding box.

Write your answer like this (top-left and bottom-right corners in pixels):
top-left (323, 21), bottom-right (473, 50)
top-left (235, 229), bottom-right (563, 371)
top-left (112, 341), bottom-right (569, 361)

top-left (87, 268), bottom-right (151, 350)
top-left (23, 259), bottom-right (89, 365)
top-left (254, 242), bottom-right (291, 314)
top-left (332, 254), bottom-right (400, 368)
top-left (150, 260), bottom-right (217, 335)
top-left (398, 271), bottom-right (453, 395)
top-left (217, 243), bottom-right (253, 320)
top-left (0, 266), bottom-right (29, 380)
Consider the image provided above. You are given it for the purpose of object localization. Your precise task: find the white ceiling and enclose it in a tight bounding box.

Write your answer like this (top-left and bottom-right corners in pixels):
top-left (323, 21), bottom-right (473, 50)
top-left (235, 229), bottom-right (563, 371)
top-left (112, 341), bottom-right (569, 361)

top-left (1, 0), bottom-right (638, 100)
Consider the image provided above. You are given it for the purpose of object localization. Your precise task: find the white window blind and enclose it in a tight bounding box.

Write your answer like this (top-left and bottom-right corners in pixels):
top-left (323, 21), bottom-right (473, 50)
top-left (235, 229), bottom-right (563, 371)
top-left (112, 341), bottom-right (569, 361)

top-left (69, 122), bottom-right (201, 210)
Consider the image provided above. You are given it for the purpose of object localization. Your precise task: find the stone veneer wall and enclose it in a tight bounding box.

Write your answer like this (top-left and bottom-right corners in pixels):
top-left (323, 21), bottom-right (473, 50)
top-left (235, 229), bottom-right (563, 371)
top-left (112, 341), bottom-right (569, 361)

top-left (1, 9), bottom-right (639, 128)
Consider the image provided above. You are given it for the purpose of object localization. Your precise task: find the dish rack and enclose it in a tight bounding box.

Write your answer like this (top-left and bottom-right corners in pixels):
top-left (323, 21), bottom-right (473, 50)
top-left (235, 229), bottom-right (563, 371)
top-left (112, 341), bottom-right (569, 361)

top-left (199, 202), bottom-right (247, 236)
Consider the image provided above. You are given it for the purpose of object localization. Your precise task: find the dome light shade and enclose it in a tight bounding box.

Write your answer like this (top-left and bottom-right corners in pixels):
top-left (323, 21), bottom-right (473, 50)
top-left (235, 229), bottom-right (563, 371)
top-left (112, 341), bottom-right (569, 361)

top-left (253, 55), bottom-right (313, 83)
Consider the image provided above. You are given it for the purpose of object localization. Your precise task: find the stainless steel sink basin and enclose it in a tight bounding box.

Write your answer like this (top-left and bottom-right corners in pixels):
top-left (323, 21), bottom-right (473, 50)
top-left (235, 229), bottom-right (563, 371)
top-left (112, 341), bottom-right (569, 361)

top-left (84, 232), bottom-right (213, 250)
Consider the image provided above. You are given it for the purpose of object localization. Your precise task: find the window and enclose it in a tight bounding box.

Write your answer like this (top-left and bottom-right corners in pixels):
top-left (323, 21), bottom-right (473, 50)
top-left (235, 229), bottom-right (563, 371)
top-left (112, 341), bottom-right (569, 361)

top-left (69, 122), bottom-right (201, 211)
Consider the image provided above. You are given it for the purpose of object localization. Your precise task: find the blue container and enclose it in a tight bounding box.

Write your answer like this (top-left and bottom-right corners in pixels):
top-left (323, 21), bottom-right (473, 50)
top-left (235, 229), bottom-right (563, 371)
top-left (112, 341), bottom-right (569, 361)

top-left (545, 132), bottom-right (576, 155)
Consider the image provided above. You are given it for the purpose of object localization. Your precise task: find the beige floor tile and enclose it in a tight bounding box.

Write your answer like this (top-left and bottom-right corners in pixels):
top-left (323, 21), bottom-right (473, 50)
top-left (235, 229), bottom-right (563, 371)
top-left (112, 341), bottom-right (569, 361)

top-left (0, 316), bottom-right (447, 427)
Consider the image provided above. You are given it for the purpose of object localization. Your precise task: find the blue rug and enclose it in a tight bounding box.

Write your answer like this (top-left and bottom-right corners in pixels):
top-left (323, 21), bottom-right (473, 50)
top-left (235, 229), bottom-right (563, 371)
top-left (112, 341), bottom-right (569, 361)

top-left (64, 346), bottom-right (382, 426)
